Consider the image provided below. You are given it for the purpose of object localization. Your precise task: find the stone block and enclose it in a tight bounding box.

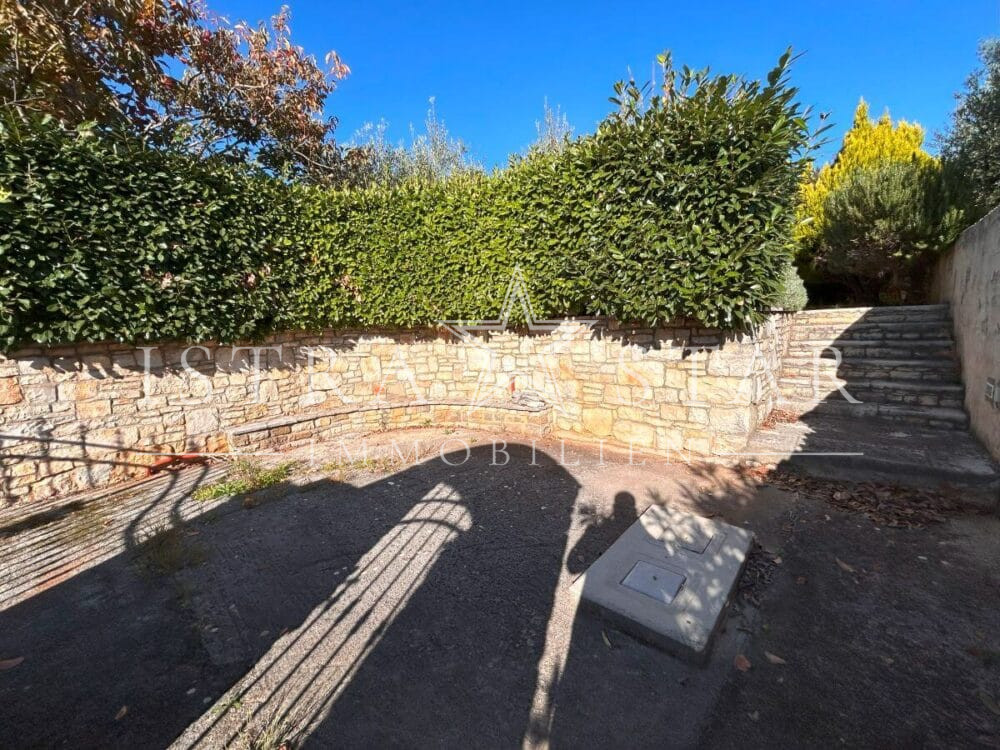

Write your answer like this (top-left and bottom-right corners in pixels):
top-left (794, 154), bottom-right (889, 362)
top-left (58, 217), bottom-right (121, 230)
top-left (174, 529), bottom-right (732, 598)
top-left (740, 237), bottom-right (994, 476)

top-left (581, 407), bottom-right (614, 437)
top-left (0, 377), bottom-right (23, 405)
top-left (683, 436), bottom-right (711, 454)
top-left (572, 504), bottom-right (753, 661)
top-left (76, 399), bottom-right (112, 419)
top-left (612, 419), bottom-right (656, 448)
top-left (708, 406), bottom-right (753, 433)
top-left (620, 359), bottom-right (665, 388)
top-left (185, 408), bottom-right (220, 435)
top-left (659, 403), bottom-right (688, 422)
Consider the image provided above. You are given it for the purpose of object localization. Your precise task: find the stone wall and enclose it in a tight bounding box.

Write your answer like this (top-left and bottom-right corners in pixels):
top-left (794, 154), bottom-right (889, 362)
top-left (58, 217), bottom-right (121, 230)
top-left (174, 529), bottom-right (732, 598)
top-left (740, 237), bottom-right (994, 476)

top-left (0, 315), bottom-right (790, 503)
top-left (931, 206), bottom-right (1000, 461)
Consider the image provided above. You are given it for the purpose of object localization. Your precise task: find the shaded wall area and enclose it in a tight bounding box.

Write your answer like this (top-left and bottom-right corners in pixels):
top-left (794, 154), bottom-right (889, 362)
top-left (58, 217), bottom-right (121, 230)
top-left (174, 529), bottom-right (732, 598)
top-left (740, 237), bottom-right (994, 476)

top-left (932, 205), bottom-right (1000, 461)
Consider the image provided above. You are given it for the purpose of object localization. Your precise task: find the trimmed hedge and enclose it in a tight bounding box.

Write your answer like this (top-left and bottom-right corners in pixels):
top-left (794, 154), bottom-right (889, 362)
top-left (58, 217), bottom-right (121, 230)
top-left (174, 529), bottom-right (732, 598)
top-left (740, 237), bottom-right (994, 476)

top-left (0, 53), bottom-right (811, 349)
top-left (0, 115), bottom-right (301, 347)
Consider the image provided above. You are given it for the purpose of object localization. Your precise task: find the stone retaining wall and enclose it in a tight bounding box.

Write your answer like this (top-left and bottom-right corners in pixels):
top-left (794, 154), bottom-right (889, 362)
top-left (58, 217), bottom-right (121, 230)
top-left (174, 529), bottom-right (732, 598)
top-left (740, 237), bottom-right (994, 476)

top-left (932, 205), bottom-right (1000, 461)
top-left (0, 315), bottom-right (791, 502)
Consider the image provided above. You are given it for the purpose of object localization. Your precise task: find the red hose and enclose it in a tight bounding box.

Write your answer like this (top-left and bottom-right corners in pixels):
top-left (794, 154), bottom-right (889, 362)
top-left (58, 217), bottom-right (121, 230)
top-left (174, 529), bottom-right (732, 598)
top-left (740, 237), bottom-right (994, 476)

top-left (147, 453), bottom-right (207, 476)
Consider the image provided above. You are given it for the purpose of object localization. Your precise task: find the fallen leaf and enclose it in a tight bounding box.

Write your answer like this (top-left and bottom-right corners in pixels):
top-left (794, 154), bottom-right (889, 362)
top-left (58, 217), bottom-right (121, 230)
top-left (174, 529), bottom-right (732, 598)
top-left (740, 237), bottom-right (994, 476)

top-left (764, 651), bottom-right (787, 665)
top-left (734, 654), bottom-right (752, 672)
top-left (835, 558), bottom-right (855, 573)
top-left (979, 691), bottom-right (1000, 716)
top-left (0, 657), bottom-right (23, 671)
top-left (601, 629), bottom-right (612, 649)
top-left (795, 576), bottom-right (807, 585)
top-left (115, 706), bottom-right (128, 721)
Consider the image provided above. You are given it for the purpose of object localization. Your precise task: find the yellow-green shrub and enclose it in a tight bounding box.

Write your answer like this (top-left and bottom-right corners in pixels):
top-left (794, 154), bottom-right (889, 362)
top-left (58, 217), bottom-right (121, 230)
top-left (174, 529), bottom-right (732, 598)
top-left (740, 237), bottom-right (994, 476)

top-left (797, 100), bottom-right (935, 253)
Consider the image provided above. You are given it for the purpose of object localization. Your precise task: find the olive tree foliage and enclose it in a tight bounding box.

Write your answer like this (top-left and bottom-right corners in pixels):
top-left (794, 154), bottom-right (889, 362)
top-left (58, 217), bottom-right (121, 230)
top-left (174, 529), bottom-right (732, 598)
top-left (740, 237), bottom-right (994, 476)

top-left (346, 98), bottom-right (480, 187)
top-left (0, 0), bottom-right (351, 182)
top-left (940, 39), bottom-right (1000, 216)
top-left (530, 98), bottom-right (574, 155)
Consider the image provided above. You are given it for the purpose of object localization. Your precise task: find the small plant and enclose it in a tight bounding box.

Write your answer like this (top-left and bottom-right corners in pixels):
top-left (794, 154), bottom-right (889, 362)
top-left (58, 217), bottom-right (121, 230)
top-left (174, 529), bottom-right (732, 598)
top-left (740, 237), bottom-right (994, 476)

top-left (192, 460), bottom-right (296, 502)
top-left (321, 456), bottom-right (395, 478)
top-left (770, 263), bottom-right (808, 311)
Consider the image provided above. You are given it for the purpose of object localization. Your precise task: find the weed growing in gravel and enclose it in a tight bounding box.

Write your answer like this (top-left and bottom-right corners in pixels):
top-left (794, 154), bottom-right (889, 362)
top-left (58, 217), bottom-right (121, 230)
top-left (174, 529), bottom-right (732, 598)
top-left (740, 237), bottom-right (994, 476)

top-left (192, 460), bottom-right (296, 502)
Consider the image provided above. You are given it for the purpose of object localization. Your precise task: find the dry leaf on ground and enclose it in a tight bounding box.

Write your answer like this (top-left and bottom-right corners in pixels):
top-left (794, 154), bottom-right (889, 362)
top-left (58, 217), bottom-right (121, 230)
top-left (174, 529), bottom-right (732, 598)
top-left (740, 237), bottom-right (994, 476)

top-left (764, 651), bottom-right (787, 665)
top-left (734, 654), bottom-right (752, 672)
top-left (0, 656), bottom-right (23, 670)
top-left (835, 558), bottom-right (856, 573)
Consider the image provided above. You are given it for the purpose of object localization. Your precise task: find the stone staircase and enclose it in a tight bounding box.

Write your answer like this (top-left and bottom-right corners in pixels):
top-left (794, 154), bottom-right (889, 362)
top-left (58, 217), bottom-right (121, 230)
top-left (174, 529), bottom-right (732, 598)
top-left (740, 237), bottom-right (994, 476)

top-left (745, 304), bottom-right (999, 497)
top-left (776, 304), bottom-right (968, 430)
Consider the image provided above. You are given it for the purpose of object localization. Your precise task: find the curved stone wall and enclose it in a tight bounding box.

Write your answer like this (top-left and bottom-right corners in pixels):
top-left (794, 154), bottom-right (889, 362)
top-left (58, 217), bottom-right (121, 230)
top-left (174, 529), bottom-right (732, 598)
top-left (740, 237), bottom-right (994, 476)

top-left (0, 316), bottom-right (790, 502)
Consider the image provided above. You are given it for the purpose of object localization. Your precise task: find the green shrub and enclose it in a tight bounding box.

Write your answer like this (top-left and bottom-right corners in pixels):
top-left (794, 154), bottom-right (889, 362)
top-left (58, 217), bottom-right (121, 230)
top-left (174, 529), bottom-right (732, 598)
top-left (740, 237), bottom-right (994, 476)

top-left (818, 159), bottom-right (964, 302)
top-left (0, 50), bottom-right (813, 348)
top-left (770, 263), bottom-right (808, 311)
top-left (297, 51), bottom-right (813, 330)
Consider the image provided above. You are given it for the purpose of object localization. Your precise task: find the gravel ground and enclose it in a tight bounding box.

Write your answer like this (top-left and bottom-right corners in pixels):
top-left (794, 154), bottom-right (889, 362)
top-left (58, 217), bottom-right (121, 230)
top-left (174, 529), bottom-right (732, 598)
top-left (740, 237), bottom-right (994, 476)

top-left (0, 428), bottom-right (996, 748)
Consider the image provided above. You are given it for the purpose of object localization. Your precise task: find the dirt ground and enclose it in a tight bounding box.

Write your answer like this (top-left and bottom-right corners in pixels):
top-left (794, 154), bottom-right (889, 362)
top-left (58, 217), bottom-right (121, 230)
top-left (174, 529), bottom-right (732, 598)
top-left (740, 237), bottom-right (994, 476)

top-left (0, 428), bottom-right (997, 748)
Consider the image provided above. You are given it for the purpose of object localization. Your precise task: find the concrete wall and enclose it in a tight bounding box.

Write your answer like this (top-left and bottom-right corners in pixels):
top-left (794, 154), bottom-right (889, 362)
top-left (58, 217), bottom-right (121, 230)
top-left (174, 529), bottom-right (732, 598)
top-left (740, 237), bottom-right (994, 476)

top-left (0, 315), bottom-right (791, 503)
top-left (931, 206), bottom-right (1000, 461)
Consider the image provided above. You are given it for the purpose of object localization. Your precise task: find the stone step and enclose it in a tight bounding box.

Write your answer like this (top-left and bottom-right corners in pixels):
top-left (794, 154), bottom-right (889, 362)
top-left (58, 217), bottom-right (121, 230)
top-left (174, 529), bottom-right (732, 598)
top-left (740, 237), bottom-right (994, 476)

top-left (793, 304), bottom-right (950, 326)
top-left (780, 356), bottom-right (960, 383)
top-left (789, 320), bottom-right (953, 342)
top-left (743, 413), bottom-right (999, 496)
top-left (778, 398), bottom-right (969, 430)
top-left (785, 339), bottom-right (956, 361)
top-left (777, 376), bottom-right (965, 410)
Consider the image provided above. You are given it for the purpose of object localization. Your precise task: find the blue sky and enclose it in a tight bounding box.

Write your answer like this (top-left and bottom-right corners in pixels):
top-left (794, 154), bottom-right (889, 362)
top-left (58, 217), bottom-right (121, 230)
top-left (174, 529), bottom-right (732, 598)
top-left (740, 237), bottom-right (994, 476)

top-left (212, 0), bottom-right (998, 168)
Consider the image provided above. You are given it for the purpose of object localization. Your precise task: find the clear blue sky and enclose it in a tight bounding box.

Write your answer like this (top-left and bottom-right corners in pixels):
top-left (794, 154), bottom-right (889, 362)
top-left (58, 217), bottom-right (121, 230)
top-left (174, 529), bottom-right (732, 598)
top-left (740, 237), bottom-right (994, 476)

top-left (212, 0), bottom-right (998, 168)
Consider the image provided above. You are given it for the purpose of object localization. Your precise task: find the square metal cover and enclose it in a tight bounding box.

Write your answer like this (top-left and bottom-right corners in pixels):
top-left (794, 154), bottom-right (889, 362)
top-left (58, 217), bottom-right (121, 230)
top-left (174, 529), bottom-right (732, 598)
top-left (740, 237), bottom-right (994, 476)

top-left (621, 561), bottom-right (686, 604)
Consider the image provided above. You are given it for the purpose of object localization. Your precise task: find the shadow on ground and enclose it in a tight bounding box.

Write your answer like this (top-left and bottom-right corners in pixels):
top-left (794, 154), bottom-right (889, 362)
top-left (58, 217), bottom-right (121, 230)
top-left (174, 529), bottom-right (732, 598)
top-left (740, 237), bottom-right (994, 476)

top-left (1, 445), bottom-right (566, 747)
top-left (2, 442), bottom-right (761, 749)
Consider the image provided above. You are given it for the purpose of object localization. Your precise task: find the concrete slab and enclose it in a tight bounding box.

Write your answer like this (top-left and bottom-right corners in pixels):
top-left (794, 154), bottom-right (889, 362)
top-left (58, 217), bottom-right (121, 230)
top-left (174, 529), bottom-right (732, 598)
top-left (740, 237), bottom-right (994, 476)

top-left (571, 505), bottom-right (753, 662)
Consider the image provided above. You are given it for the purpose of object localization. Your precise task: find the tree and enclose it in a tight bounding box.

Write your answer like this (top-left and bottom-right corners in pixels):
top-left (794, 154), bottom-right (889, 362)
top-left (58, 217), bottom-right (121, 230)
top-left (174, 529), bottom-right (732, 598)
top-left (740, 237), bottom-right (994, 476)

top-left (347, 98), bottom-right (479, 187)
top-left (817, 160), bottom-right (963, 302)
top-left (530, 98), bottom-right (573, 154)
top-left (940, 39), bottom-right (1000, 216)
top-left (797, 100), bottom-right (933, 254)
top-left (0, 1), bottom-right (350, 182)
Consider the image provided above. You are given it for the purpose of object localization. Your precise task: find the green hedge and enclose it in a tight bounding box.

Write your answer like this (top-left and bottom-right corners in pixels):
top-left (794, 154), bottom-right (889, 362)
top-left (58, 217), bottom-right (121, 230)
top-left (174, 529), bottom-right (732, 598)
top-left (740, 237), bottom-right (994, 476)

top-left (0, 53), bottom-right (811, 349)
top-left (0, 115), bottom-right (302, 347)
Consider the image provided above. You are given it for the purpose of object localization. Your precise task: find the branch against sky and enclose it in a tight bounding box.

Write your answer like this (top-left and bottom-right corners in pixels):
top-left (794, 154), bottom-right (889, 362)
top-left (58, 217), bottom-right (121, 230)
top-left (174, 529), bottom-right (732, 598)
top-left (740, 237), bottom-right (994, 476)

top-left (0, 0), bottom-right (351, 182)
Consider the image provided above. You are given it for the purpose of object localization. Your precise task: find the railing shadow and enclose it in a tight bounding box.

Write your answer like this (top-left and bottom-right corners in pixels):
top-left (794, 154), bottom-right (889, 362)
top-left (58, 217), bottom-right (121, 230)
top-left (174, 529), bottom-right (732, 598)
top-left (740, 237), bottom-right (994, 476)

top-left (0, 443), bottom-right (585, 748)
